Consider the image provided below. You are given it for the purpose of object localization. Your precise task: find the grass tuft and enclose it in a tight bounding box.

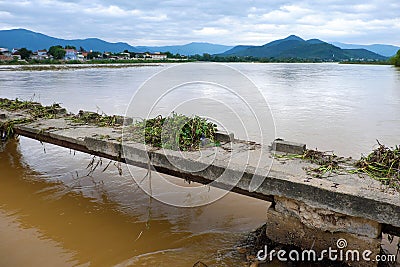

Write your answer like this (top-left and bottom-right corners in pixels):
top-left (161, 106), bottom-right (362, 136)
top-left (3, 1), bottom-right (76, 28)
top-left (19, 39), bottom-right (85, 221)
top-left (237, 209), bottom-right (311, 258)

top-left (353, 141), bottom-right (400, 191)
top-left (128, 112), bottom-right (219, 151)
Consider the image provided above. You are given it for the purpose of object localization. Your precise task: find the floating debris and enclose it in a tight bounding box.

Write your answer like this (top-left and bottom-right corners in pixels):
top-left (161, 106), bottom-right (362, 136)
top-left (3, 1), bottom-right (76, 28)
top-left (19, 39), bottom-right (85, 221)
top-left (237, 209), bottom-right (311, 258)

top-left (353, 141), bottom-right (400, 191)
top-left (0, 118), bottom-right (33, 142)
top-left (127, 112), bottom-right (219, 151)
top-left (275, 149), bottom-right (349, 178)
top-left (0, 98), bottom-right (66, 119)
top-left (0, 98), bottom-right (67, 142)
top-left (69, 110), bottom-right (123, 127)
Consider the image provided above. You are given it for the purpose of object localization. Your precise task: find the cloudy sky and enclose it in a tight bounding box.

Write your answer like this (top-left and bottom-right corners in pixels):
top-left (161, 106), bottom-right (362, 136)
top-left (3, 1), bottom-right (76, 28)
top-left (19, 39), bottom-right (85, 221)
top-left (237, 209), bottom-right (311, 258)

top-left (0, 0), bottom-right (399, 46)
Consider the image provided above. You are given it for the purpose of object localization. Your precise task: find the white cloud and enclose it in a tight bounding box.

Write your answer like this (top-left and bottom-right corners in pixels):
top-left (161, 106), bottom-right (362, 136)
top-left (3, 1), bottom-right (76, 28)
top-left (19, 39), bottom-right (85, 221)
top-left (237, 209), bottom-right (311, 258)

top-left (0, 0), bottom-right (399, 46)
top-left (193, 27), bottom-right (229, 35)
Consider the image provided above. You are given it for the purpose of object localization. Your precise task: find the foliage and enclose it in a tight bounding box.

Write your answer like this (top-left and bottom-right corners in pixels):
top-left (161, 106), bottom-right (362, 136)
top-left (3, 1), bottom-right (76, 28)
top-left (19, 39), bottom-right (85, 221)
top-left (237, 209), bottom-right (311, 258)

top-left (390, 49), bottom-right (400, 67)
top-left (353, 142), bottom-right (400, 191)
top-left (0, 98), bottom-right (64, 119)
top-left (48, 45), bottom-right (66, 59)
top-left (129, 113), bottom-right (219, 151)
top-left (0, 118), bottom-right (33, 141)
top-left (18, 48), bottom-right (32, 60)
top-left (275, 149), bottom-right (347, 177)
top-left (0, 98), bottom-right (66, 141)
top-left (276, 141), bottom-right (400, 191)
top-left (69, 110), bottom-right (122, 127)
top-left (162, 51), bottom-right (184, 59)
top-left (86, 51), bottom-right (102, 59)
top-left (189, 53), bottom-right (335, 63)
top-left (64, 45), bottom-right (76, 50)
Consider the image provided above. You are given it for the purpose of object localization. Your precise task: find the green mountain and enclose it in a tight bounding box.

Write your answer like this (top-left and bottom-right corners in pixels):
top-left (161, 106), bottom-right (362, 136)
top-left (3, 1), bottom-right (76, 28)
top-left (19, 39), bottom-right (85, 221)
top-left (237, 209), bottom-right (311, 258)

top-left (137, 42), bottom-right (233, 55)
top-left (331, 42), bottom-right (400, 57)
top-left (0, 29), bottom-right (232, 55)
top-left (0, 29), bottom-right (139, 53)
top-left (221, 35), bottom-right (387, 61)
top-left (219, 45), bottom-right (255, 55)
top-left (0, 29), bottom-right (391, 60)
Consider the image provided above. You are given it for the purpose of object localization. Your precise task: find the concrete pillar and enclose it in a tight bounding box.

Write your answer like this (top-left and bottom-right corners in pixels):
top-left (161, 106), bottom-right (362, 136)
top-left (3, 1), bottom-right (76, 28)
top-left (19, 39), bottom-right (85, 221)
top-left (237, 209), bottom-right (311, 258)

top-left (265, 196), bottom-right (382, 267)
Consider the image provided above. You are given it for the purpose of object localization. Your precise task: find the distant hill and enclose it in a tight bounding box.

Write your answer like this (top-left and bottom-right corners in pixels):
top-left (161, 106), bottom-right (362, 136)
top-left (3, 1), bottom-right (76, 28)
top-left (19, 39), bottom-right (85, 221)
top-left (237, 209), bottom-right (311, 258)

top-left (0, 29), bottom-right (139, 53)
top-left (331, 42), bottom-right (400, 57)
top-left (0, 29), bottom-right (233, 55)
top-left (0, 29), bottom-right (394, 59)
top-left (221, 35), bottom-right (387, 61)
top-left (220, 45), bottom-right (255, 55)
top-left (137, 42), bottom-right (233, 55)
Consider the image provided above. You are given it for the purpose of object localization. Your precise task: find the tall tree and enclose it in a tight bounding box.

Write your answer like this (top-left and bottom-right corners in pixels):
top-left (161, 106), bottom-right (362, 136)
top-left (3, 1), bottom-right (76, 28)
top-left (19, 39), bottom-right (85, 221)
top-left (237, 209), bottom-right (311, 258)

top-left (49, 45), bottom-right (66, 60)
top-left (391, 50), bottom-right (400, 67)
top-left (18, 48), bottom-right (32, 60)
top-left (64, 45), bottom-right (76, 50)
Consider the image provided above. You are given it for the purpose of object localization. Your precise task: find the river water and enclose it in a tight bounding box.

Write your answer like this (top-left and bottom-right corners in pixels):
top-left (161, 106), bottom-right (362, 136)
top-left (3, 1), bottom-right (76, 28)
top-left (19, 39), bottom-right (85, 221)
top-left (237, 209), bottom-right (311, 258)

top-left (0, 63), bottom-right (399, 266)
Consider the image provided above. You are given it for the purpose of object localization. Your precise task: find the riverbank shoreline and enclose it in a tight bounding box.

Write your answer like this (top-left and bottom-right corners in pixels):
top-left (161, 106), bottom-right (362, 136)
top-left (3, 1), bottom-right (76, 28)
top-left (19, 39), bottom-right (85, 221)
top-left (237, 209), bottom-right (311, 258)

top-left (0, 63), bottom-right (167, 71)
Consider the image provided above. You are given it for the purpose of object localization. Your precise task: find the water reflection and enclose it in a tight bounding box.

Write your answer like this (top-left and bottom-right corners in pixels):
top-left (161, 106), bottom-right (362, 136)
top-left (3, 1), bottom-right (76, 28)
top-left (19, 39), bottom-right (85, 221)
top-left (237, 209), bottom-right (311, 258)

top-left (0, 138), bottom-right (267, 266)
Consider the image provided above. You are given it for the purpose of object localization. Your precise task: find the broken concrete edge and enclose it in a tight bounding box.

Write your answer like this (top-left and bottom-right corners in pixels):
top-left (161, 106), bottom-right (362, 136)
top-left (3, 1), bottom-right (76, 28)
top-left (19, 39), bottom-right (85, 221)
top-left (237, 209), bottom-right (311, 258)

top-left (274, 196), bottom-right (381, 238)
top-left (271, 139), bottom-right (306, 154)
top-left (266, 207), bottom-right (381, 267)
top-left (79, 135), bottom-right (400, 231)
top-left (215, 131), bottom-right (234, 143)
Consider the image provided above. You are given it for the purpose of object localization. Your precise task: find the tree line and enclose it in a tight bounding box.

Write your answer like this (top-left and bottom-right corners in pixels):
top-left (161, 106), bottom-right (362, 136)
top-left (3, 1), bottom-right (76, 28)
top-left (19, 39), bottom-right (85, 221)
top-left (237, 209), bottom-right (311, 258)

top-left (390, 50), bottom-right (400, 67)
top-left (7, 46), bottom-right (185, 61)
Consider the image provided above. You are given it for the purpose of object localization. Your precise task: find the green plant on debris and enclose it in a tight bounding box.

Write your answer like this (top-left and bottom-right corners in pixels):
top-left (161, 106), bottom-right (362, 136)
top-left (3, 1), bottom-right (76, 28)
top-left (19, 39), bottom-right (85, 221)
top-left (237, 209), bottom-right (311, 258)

top-left (352, 142), bottom-right (400, 191)
top-left (128, 112), bottom-right (219, 151)
top-left (0, 98), bottom-right (66, 141)
top-left (276, 142), bottom-right (400, 192)
top-left (0, 118), bottom-right (33, 142)
top-left (68, 110), bottom-right (122, 127)
top-left (0, 98), bottom-right (65, 119)
top-left (275, 149), bottom-right (348, 178)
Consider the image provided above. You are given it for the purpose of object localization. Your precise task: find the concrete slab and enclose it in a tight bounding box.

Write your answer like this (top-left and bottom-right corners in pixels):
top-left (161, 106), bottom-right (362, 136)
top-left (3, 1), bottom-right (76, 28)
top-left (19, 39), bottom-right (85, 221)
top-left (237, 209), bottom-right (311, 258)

top-left (1, 107), bottom-right (400, 233)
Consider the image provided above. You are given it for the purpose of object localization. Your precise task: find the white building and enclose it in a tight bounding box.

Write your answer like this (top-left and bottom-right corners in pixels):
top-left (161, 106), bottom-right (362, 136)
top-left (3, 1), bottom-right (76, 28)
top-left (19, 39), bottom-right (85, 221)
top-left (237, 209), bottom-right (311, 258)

top-left (135, 52), bottom-right (167, 60)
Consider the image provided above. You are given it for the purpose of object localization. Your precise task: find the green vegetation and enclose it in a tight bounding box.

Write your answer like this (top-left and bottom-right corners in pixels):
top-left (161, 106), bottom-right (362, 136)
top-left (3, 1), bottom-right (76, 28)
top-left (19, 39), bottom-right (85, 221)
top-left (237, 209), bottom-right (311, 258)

top-left (0, 98), bottom-right (65, 119)
top-left (353, 142), bottom-right (400, 191)
top-left (0, 118), bottom-right (33, 142)
top-left (220, 37), bottom-right (388, 62)
top-left (128, 113), bottom-right (219, 151)
top-left (48, 45), bottom-right (66, 59)
top-left (18, 48), bottom-right (32, 60)
top-left (190, 53), bottom-right (390, 63)
top-left (86, 51), bottom-right (103, 60)
top-left (339, 60), bottom-right (391, 65)
top-left (68, 110), bottom-right (123, 127)
top-left (275, 149), bottom-right (347, 177)
top-left (390, 49), bottom-right (400, 67)
top-left (189, 53), bottom-right (330, 63)
top-left (64, 45), bottom-right (76, 50)
top-left (0, 98), bottom-right (67, 141)
top-left (276, 142), bottom-right (400, 192)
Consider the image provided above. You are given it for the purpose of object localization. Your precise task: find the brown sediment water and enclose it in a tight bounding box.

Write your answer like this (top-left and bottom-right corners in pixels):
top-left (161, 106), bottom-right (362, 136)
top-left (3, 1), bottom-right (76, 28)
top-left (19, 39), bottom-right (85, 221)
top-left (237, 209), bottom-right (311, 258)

top-left (0, 137), bottom-right (268, 266)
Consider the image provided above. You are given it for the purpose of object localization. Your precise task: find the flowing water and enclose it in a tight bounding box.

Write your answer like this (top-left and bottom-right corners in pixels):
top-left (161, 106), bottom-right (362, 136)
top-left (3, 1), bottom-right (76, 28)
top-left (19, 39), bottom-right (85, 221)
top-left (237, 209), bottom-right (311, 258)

top-left (0, 63), bottom-right (399, 266)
